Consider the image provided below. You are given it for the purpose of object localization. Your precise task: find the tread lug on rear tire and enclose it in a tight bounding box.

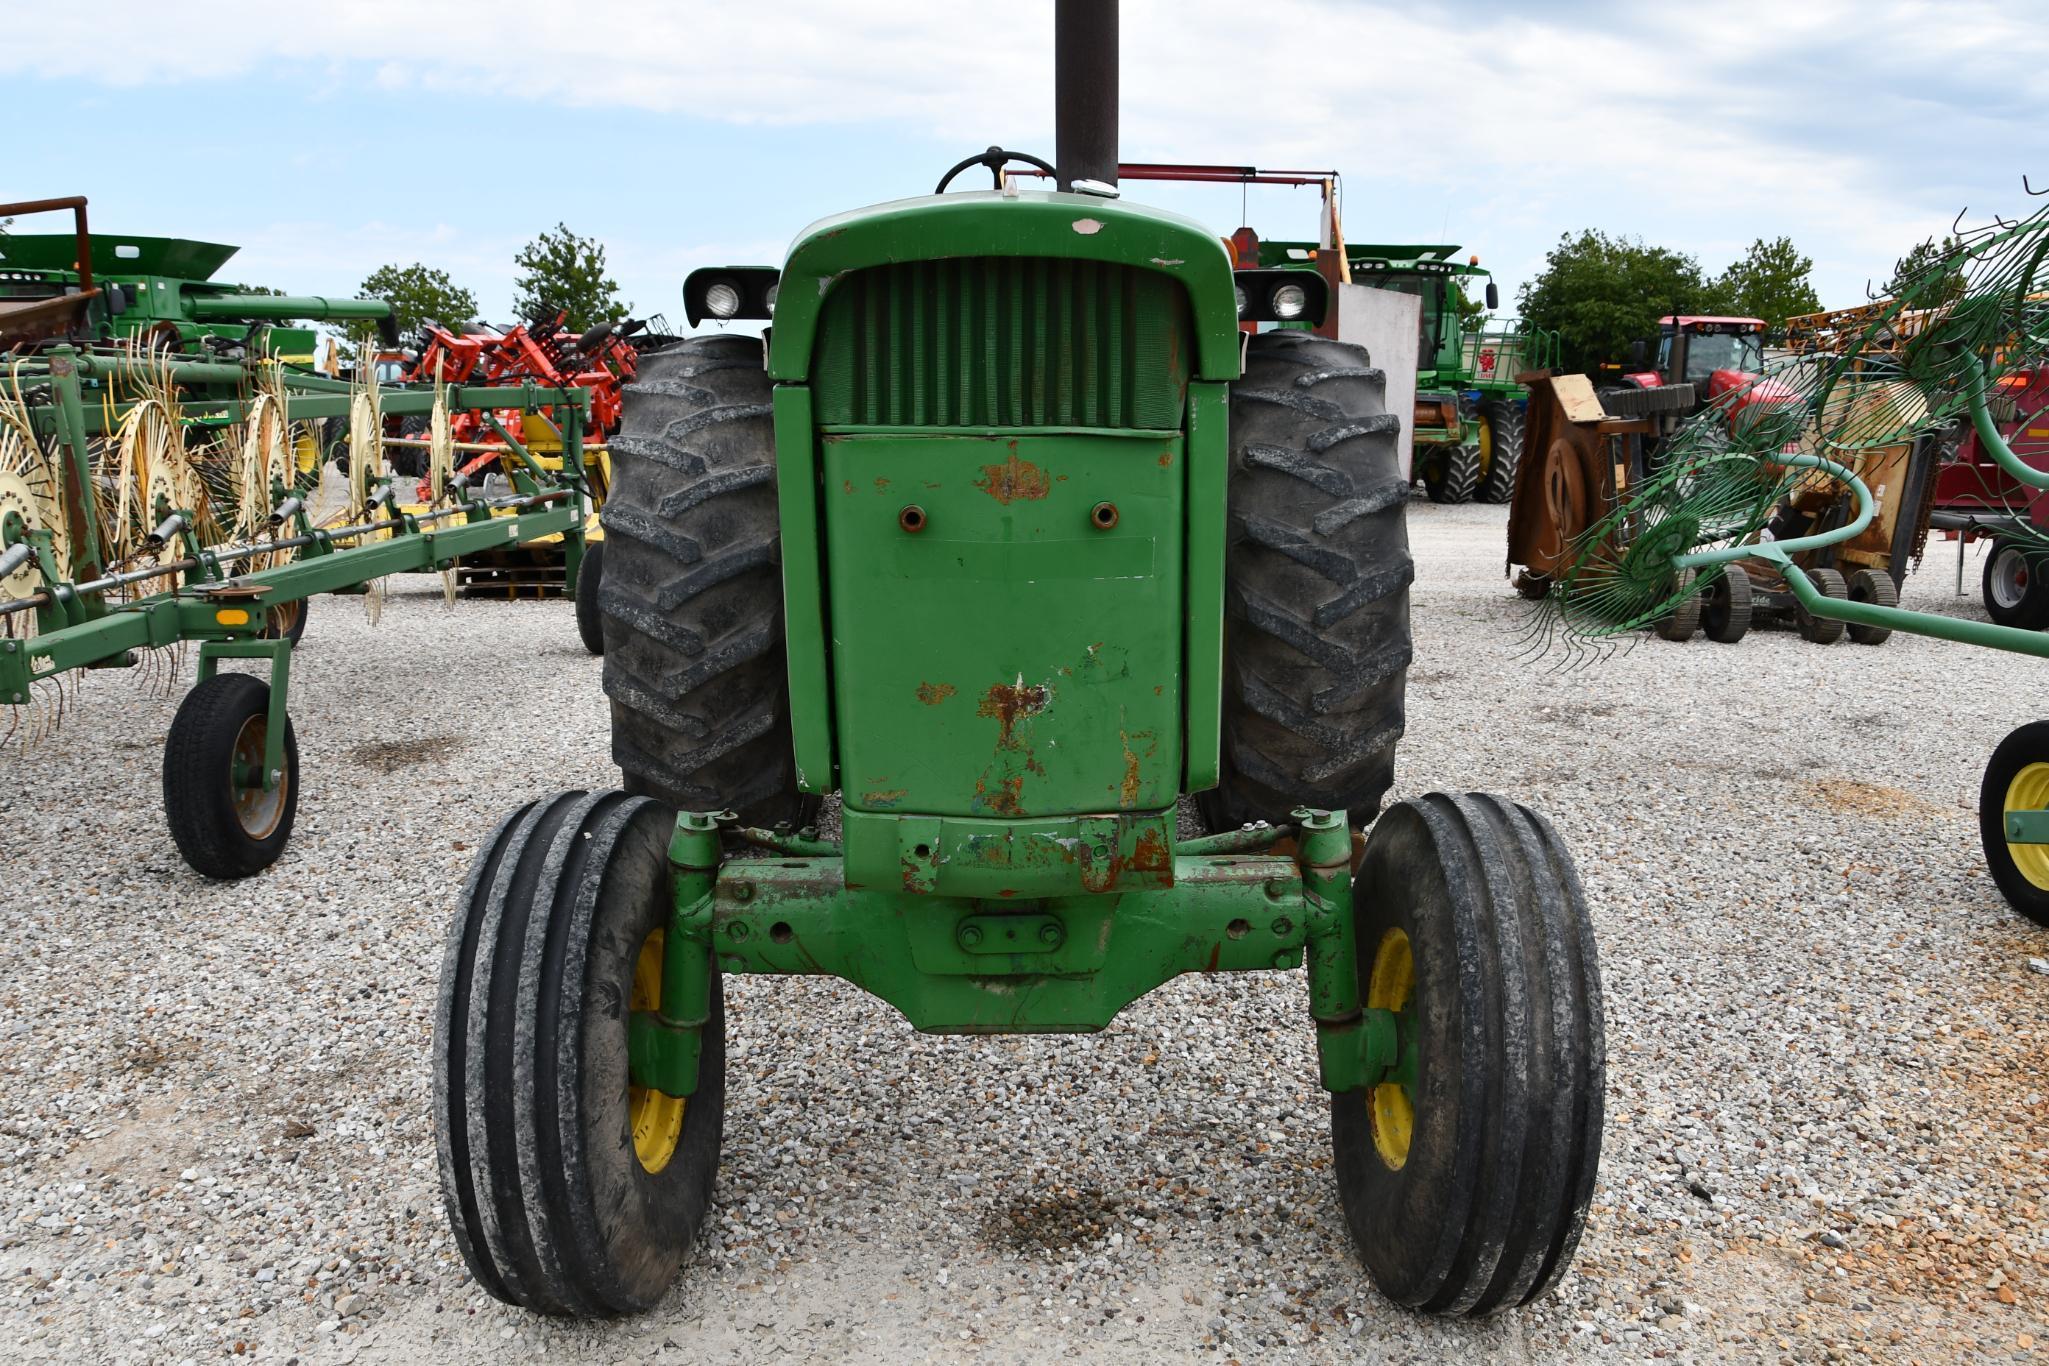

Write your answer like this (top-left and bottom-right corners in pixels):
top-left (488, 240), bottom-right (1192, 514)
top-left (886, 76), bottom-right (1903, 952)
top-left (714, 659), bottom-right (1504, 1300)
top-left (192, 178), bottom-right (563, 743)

top-left (162, 672), bottom-right (299, 879)
top-left (1845, 567), bottom-right (1897, 645)
top-left (1796, 567), bottom-right (1848, 644)
top-left (1204, 330), bottom-right (1412, 831)
top-left (575, 541), bottom-right (606, 656)
top-left (1333, 793), bottom-right (1605, 1316)
top-left (1701, 564), bottom-right (1752, 643)
top-left (1654, 569), bottom-right (1700, 641)
top-left (1474, 402), bottom-right (1524, 505)
top-left (434, 790), bottom-right (727, 1315)
top-left (600, 334), bottom-right (812, 825)
top-left (1422, 441), bottom-right (1482, 505)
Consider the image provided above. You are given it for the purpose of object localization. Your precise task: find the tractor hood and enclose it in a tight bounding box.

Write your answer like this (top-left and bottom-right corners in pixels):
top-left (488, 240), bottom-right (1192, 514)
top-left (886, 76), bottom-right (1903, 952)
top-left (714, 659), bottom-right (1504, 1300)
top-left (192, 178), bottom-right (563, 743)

top-left (766, 190), bottom-right (1240, 383)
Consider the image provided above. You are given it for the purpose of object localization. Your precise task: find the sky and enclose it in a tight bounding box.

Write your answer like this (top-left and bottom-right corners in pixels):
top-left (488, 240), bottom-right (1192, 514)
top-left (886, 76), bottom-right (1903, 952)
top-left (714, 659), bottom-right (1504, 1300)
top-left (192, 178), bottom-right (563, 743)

top-left (4, 0), bottom-right (2045, 330)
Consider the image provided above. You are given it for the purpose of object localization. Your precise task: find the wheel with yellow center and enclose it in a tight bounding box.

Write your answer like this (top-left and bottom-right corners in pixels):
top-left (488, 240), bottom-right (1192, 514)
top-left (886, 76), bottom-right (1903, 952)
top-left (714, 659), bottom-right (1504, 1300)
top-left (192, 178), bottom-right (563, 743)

top-left (1330, 793), bottom-right (1606, 1316)
top-left (1978, 722), bottom-right (2049, 927)
top-left (434, 790), bottom-right (727, 1315)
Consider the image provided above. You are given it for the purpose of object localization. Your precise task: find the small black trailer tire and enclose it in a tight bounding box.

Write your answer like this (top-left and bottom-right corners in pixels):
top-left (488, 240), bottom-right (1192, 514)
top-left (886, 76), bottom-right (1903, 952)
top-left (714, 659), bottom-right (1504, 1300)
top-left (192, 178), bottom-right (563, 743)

top-left (1702, 564), bottom-right (1753, 643)
top-left (162, 673), bottom-right (300, 879)
top-left (1796, 567), bottom-right (1849, 644)
top-left (1331, 793), bottom-right (1605, 1316)
top-left (1846, 567), bottom-right (1897, 645)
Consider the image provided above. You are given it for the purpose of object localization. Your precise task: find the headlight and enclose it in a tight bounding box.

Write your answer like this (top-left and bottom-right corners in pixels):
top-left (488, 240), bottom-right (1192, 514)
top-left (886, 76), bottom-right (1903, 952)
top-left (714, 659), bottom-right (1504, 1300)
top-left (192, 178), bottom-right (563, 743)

top-left (1271, 283), bottom-right (1308, 320)
top-left (1234, 285), bottom-right (1248, 317)
top-left (764, 283), bottom-right (779, 316)
top-left (705, 281), bottom-right (742, 319)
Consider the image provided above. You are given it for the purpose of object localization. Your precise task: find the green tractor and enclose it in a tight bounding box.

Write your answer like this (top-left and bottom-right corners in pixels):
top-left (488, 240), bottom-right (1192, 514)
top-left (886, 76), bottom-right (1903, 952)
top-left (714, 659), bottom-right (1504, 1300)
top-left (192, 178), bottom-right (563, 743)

top-left (435, 2), bottom-right (1604, 1320)
top-left (1246, 237), bottom-right (1557, 505)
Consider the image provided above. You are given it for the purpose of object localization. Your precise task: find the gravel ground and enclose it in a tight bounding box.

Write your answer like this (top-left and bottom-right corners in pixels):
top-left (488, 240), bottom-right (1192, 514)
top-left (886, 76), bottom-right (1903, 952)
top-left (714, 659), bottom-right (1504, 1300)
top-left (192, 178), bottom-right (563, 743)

top-left (2, 499), bottom-right (2046, 1364)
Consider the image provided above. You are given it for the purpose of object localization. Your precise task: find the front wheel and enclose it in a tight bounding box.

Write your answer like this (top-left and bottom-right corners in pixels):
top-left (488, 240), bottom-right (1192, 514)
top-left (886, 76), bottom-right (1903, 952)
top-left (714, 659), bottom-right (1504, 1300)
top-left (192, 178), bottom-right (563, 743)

top-left (1332, 793), bottom-right (1605, 1315)
top-left (434, 791), bottom-right (727, 1315)
top-left (162, 673), bottom-right (299, 878)
top-left (1473, 402), bottom-right (1525, 505)
top-left (1978, 722), bottom-right (2049, 928)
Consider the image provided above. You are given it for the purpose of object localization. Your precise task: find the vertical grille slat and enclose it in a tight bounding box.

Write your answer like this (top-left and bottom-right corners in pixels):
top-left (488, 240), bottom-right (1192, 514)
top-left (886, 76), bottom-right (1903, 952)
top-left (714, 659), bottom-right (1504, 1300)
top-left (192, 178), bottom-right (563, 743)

top-left (813, 257), bottom-right (1191, 428)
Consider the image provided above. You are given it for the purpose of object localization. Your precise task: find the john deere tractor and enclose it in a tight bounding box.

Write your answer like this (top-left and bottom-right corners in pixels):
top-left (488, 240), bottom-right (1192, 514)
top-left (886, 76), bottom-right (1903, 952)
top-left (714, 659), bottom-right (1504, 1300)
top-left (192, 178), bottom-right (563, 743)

top-left (435, 1), bottom-right (1604, 1320)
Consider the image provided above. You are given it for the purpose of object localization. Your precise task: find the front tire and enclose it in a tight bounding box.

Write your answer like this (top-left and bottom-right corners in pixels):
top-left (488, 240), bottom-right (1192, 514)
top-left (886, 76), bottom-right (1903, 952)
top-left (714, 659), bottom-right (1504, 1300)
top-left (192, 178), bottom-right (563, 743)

top-left (434, 791), bottom-right (727, 1314)
top-left (600, 335), bottom-right (810, 824)
top-left (1204, 330), bottom-right (1411, 830)
top-left (162, 673), bottom-right (299, 879)
top-left (1332, 793), bottom-right (1605, 1315)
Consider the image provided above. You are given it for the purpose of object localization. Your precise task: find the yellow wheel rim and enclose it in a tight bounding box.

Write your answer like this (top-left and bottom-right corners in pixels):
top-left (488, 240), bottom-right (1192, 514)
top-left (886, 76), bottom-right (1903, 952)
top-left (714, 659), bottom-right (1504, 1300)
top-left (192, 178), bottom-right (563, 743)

top-left (1476, 412), bottom-right (1494, 478)
top-left (628, 929), bottom-right (687, 1174)
top-left (1366, 927), bottom-right (1415, 1170)
top-left (2004, 762), bottom-right (2049, 890)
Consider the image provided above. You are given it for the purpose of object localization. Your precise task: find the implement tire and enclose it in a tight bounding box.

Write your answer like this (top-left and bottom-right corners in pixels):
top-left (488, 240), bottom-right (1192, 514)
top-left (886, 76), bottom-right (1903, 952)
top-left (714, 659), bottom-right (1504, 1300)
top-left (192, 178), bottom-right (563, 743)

top-left (599, 335), bottom-right (811, 825)
top-left (1474, 401), bottom-right (1524, 505)
top-left (1202, 330), bottom-right (1412, 831)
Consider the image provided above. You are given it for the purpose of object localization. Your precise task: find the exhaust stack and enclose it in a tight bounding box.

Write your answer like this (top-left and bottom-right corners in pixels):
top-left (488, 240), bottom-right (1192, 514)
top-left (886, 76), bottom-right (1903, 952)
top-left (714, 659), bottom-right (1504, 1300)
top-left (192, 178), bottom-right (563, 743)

top-left (1054, 0), bottom-right (1117, 191)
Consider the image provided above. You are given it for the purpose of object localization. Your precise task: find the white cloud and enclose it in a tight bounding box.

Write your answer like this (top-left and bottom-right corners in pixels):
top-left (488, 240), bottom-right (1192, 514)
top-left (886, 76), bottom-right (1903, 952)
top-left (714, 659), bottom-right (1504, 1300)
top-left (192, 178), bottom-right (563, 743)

top-left (11, 1), bottom-right (2046, 310)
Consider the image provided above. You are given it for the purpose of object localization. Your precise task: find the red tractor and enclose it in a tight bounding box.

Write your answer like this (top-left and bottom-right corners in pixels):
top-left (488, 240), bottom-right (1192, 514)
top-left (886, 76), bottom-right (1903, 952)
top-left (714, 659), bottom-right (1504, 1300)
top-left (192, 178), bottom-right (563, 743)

top-left (1927, 363), bottom-right (2049, 626)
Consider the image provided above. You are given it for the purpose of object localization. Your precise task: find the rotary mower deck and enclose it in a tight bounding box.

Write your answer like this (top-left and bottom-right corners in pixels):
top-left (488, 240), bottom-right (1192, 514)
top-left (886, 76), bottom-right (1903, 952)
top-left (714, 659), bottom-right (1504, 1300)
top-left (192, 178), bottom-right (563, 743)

top-left (434, 0), bottom-right (1606, 1323)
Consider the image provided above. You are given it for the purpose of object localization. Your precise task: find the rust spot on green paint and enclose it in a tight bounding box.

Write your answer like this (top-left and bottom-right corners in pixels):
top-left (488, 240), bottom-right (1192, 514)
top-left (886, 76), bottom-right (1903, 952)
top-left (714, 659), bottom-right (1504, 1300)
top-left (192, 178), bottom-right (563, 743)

top-left (1119, 731), bottom-right (1142, 808)
top-left (977, 681), bottom-right (1049, 746)
top-left (974, 774), bottom-right (1027, 817)
top-left (916, 681), bottom-right (957, 706)
top-left (974, 446), bottom-right (1051, 504)
top-left (842, 479), bottom-right (856, 495)
top-left (874, 476), bottom-right (892, 493)
top-left (1158, 449), bottom-right (1175, 468)
top-left (863, 788), bottom-right (908, 808)
top-left (1130, 826), bottom-right (1171, 874)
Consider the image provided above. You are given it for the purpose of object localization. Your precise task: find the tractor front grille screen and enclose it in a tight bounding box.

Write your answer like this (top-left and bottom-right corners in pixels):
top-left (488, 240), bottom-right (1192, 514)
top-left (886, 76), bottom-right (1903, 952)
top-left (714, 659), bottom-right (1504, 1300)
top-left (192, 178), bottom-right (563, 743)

top-left (812, 257), bottom-right (1192, 429)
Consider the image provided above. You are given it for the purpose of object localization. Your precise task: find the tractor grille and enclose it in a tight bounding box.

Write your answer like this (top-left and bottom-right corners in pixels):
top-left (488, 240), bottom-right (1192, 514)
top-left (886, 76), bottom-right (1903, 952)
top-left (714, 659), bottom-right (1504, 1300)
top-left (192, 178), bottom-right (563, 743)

top-left (812, 257), bottom-right (1191, 429)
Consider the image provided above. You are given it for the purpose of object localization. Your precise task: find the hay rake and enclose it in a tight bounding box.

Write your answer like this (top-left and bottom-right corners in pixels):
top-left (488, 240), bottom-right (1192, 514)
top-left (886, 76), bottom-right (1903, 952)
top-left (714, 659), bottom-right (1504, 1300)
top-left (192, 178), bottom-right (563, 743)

top-left (1532, 192), bottom-right (2049, 926)
top-left (0, 343), bottom-right (592, 877)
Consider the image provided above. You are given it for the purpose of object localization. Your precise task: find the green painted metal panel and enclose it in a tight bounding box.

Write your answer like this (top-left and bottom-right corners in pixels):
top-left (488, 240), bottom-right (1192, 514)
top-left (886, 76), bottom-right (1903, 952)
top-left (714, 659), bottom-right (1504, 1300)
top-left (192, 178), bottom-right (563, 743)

top-left (771, 384), bottom-right (837, 793)
top-left (1182, 381), bottom-right (1227, 792)
top-left (840, 807), bottom-right (1174, 900)
top-left (822, 429), bottom-right (1184, 819)
top-left (768, 191), bottom-right (1241, 384)
top-left (811, 257), bottom-right (1191, 429)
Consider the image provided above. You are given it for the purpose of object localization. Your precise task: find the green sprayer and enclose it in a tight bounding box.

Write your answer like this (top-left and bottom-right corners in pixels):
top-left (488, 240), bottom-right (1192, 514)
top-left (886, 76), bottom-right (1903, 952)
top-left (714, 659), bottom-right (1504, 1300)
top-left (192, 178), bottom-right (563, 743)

top-left (435, 2), bottom-right (1606, 1320)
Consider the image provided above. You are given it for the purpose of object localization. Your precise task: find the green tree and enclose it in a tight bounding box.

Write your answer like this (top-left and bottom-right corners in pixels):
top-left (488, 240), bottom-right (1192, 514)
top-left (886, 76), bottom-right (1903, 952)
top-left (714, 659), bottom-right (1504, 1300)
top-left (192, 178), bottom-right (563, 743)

top-left (356, 263), bottom-right (478, 339)
top-left (1709, 236), bottom-right (1822, 331)
top-left (512, 224), bottom-right (627, 332)
top-left (1453, 279), bottom-right (1488, 329)
top-left (1890, 235), bottom-right (1968, 306)
top-left (1517, 230), bottom-right (1716, 371)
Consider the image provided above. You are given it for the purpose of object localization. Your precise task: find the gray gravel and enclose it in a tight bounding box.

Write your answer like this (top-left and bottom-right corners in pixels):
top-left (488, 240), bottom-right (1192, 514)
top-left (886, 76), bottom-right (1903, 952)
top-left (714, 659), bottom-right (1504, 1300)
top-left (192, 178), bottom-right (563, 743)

top-left (2, 498), bottom-right (2045, 1363)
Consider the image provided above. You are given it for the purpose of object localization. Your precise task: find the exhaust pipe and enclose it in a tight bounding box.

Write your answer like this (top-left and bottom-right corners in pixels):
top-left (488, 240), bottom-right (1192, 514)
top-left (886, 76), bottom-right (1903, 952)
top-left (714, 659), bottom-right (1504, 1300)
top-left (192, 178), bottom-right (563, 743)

top-left (1055, 0), bottom-right (1117, 191)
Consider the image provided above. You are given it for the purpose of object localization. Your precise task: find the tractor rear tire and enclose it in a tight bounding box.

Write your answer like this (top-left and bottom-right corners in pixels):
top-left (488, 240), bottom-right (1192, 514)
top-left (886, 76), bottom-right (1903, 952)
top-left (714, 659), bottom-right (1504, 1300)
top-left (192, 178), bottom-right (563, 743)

top-left (1846, 567), bottom-right (1897, 645)
top-left (1422, 442), bottom-right (1481, 505)
top-left (1701, 564), bottom-right (1752, 643)
top-left (575, 541), bottom-right (605, 657)
top-left (1333, 793), bottom-right (1605, 1315)
top-left (1203, 330), bottom-right (1412, 831)
top-left (599, 335), bottom-right (812, 825)
top-left (1982, 539), bottom-right (2049, 630)
top-left (1796, 567), bottom-right (1849, 644)
top-left (162, 673), bottom-right (299, 879)
top-left (1474, 402), bottom-right (1524, 505)
top-left (389, 413), bottom-right (430, 478)
top-left (434, 791), bottom-right (727, 1314)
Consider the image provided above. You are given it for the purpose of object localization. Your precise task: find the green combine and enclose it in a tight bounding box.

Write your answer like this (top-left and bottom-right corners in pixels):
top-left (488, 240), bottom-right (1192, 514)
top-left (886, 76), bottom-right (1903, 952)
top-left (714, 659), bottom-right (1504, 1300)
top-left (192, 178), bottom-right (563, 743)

top-left (436, 1), bottom-right (1605, 1321)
